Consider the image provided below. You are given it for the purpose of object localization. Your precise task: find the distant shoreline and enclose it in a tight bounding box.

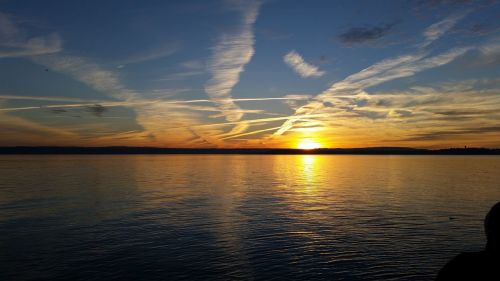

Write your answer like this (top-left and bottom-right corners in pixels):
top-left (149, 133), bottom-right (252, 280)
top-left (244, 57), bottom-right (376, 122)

top-left (0, 146), bottom-right (499, 155)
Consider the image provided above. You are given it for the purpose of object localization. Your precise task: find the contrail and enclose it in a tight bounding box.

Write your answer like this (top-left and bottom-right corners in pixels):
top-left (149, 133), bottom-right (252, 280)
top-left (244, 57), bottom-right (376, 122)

top-left (220, 126), bottom-right (282, 140)
top-left (0, 96), bottom-right (310, 112)
top-left (170, 114), bottom-right (329, 130)
top-left (269, 14), bottom-right (473, 137)
top-left (0, 95), bottom-right (109, 103)
top-left (204, 0), bottom-right (260, 122)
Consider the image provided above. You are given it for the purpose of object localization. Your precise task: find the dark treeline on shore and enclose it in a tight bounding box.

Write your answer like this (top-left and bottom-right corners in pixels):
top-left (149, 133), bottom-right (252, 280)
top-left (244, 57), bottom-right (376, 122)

top-left (0, 146), bottom-right (499, 155)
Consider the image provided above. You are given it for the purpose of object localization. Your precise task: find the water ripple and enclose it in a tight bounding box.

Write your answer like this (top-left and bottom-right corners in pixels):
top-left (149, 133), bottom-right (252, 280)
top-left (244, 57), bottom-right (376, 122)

top-left (1, 155), bottom-right (499, 280)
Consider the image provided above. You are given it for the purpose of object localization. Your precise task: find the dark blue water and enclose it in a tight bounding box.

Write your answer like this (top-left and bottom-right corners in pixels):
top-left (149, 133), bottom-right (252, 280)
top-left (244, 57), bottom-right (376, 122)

top-left (1, 155), bottom-right (499, 280)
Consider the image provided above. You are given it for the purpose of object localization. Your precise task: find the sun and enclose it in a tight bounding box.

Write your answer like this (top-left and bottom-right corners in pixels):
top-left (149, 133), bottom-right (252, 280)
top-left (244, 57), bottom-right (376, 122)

top-left (297, 139), bottom-right (321, 150)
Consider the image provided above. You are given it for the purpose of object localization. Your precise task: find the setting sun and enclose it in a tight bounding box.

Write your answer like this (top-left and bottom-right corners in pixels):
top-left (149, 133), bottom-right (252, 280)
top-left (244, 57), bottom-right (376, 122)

top-left (297, 140), bottom-right (321, 150)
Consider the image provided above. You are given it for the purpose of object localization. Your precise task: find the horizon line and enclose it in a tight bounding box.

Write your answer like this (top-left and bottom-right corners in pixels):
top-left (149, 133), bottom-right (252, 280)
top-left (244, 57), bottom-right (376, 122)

top-left (0, 146), bottom-right (499, 155)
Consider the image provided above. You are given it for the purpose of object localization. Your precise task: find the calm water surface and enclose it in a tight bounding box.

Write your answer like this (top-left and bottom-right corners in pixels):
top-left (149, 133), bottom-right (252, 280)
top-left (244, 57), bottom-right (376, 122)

top-left (1, 155), bottom-right (500, 280)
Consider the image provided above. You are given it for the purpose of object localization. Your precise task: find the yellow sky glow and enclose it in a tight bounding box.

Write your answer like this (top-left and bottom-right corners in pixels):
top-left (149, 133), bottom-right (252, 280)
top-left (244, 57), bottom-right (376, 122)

top-left (297, 139), bottom-right (322, 150)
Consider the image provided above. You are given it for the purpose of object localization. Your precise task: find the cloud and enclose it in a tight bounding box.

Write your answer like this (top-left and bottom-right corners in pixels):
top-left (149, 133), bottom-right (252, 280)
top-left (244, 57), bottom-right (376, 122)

top-left (421, 12), bottom-right (468, 46)
top-left (32, 54), bottom-right (134, 100)
top-left (453, 23), bottom-right (500, 36)
top-left (0, 100), bottom-right (262, 115)
top-left (144, 132), bottom-right (156, 141)
top-left (0, 13), bottom-right (62, 58)
top-left (283, 51), bottom-right (325, 78)
top-left (0, 111), bottom-right (79, 146)
top-left (271, 15), bottom-right (474, 137)
top-left (158, 71), bottom-right (205, 81)
top-left (431, 109), bottom-right (499, 116)
top-left (85, 104), bottom-right (107, 117)
top-left (50, 108), bottom-right (67, 114)
top-left (300, 78), bottom-right (500, 133)
top-left (0, 94), bottom-right (109, 103)
top-left (283, 94), bottom-right (313, 110)
top-left (116, 42), bottom-right (181, 66)
top-left (204, 0), bottom-right (260, 123)
top-left (220, 126), bottom-right (281, 140)
top-left (155, 60), bottom-right (206, 81)
top-left (29, 54), bottom-right (207, 145)
top-left (389, 109), bottom-right (413, 118)
top-left (404, 126), bottom-right (500, 141)
top-left (174, 114), bottom-right (328, 130)
top-left (180, 60), bottom-right (205, 69)
top-left (0, 14), bottom-right (217, 146)
top-left (338, 23), bottom-right (396, 45)
top-left (0, 95), bottom-right (311, 113)
top-left (0, 12), bottom-right (17, 37)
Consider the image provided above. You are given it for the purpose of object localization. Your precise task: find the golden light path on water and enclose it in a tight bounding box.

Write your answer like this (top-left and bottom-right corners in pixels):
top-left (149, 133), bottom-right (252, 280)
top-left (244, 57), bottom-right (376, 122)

top-left (2, 155), bottom-right (500, 280)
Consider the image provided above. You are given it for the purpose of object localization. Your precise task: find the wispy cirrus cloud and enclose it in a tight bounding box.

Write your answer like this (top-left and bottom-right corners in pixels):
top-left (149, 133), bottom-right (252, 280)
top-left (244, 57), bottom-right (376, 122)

top-left (338, 23), bottom-right (397, 46)
top-left (158, 71), bottom-right (205, 81)
top-left (0, 13), bottom-right (62, 58)
top-left (283, 50), bottom-right (325, 78)
top-left (271, 13), bottom-right (475, 137)
top-left (116, 42), bottom-right (181, 67)
top-left (155, 59), bottom-right (206, 81)
top-left (204, 0), bottom-right (260, 123)
top-left (33, 54), bottom-right (133, 100)
top-left (180, 59), bottom-right (205, 69)
top-left (0, 109), bottom-right (79, 146)
top-left (23, 51), bottom-right (207, 145)
top-left (421, 11), bottom-right (469, 47)
top-left (273, 46), bottom-right (473, 136)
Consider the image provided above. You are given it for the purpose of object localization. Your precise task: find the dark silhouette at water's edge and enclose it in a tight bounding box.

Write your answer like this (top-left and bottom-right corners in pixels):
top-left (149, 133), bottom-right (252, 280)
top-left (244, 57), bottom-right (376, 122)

top-left (436, 202), bottom-right (500, 280)
top-left (0, 146), bottom-right (499, 155)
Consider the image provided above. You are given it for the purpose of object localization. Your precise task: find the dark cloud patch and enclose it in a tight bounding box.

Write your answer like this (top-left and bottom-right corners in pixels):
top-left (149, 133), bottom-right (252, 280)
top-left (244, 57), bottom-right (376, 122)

top-left (375, 99), bottom-right (393, 107)
top-left (432, 109), bottom-right (499, 116)
top-left (144, 133), bottom-right (156, 141)
top-left (85, 104), bottom-right (107, 117)
top-left (404, 126), bottom-right (500, 141)
top-left (312, 54), bottom-right (335, 65)
top-left (354, 98), bottom-right (369, 107)
top-left (323, 101), bottom-right (335, 107)
top-left (50, 108), bottom-right (67, 114)
top-left (186, 127), bottom-right (213, 145)
top-left (338, 23), bottom-right (397, 45)
top-left (466, 24), bottom-right (496, 35)
top-left (433, 116), bottom-right (476, 122)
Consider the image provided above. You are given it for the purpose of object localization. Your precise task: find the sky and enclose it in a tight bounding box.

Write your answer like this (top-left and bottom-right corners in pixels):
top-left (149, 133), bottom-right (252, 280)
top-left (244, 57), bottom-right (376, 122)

top-left (0, 0), bottom-right (499, 148)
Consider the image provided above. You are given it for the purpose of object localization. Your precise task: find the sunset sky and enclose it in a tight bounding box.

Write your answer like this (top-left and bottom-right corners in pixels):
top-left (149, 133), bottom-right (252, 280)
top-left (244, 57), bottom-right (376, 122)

top-left (0, 0), bottom-right (499, 148)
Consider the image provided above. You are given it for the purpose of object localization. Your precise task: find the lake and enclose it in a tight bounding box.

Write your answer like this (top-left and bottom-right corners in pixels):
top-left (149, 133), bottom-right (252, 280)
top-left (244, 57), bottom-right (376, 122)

top-left (1, 155), bottom-right (499, 280)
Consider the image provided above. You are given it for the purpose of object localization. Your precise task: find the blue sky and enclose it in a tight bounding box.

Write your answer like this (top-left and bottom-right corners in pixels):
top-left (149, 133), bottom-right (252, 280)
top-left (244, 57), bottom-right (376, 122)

top-left (0, 0), bottom-right (499, 148)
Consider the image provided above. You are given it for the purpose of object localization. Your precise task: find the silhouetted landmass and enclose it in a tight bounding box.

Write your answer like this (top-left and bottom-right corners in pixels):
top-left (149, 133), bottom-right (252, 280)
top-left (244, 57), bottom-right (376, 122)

top-left (0, 146), bottom-right (499, 155)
